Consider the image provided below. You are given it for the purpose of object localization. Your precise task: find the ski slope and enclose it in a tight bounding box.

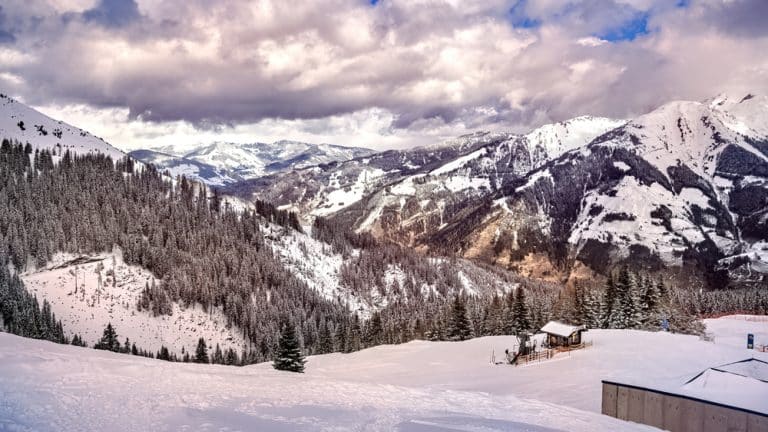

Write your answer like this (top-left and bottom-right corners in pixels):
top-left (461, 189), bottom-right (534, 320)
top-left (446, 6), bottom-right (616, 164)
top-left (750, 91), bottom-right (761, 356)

top-left (1, 315), bottom-right (765, 431)
top-left (20, 250), bottom-right (248, 357)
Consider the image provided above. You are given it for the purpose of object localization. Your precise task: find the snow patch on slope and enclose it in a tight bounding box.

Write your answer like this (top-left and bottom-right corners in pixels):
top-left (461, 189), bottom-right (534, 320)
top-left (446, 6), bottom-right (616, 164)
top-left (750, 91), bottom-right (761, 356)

top-left (20, 250), bottom-right (247, 356)
top-left (0, 95), bottom-right (126, 161)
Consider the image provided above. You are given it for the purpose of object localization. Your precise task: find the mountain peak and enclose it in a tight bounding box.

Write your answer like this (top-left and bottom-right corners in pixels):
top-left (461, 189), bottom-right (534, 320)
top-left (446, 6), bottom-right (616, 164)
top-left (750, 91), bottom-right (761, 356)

top-left (0, 94), bottom-right (127, 161)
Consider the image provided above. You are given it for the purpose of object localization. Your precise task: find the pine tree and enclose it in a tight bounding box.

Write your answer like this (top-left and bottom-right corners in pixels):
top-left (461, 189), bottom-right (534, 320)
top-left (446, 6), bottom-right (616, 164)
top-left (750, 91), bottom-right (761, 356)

top-left (318, 320), bottom-right (334, 354)
top-left (503, 289), bottom-right (516, 334)
top-left (639, 276), bottom-right (660, 328)
top-left (610, 267), bottom-right (640, 329)
top-left (157, 346), bottom-right (171, 361)
top-left (224, 348), bottom-right (238, 365)
top-left (273, 323), bottom-right (306, 373)
top-left (601, 274), bottom-right (617, 328)
top-left (95, 323), bottom-right (120, 352)
top-left (512, 286), bottom-right (531, 333)
top-left (194, 337), bottom-right (209, 364)
top-left (447, 295), bottom-right (472, 341)
top-left (213, 344), bottom-right (223, 364)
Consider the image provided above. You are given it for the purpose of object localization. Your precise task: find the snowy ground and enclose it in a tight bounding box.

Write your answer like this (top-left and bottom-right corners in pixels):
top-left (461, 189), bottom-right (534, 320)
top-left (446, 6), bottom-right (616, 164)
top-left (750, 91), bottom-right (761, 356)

top-left (21, 250), bottom-right (247, 356)
top-left (0, 316), bottom-right (765, 431)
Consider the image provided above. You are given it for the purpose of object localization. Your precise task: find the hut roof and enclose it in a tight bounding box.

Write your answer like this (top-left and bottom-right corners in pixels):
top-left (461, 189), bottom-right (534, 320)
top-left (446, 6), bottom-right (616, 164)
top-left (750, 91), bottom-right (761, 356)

top-left (540, 321), bottom-right (586, 338)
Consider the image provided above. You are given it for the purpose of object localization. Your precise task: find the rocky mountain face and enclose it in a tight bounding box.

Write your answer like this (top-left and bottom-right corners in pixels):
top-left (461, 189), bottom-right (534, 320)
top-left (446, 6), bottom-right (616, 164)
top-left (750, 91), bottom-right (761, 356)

top-left (431, 95), bottom-right (768, 288)
top-left (130, 140), bottom-right (374, 186)
top-left (228, 94), bottom-right (768, 288)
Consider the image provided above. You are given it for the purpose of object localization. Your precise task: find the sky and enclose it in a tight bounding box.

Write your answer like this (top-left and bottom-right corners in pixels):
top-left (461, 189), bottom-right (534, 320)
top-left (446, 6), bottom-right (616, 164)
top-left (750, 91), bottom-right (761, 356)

top-left (1, 0), bottom-right (767, 151)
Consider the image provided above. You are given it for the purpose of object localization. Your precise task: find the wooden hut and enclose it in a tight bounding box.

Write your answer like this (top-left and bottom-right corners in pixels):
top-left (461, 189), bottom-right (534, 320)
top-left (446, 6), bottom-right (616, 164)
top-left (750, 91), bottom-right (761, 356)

top-left (540, 321), bottom-right (587, 348)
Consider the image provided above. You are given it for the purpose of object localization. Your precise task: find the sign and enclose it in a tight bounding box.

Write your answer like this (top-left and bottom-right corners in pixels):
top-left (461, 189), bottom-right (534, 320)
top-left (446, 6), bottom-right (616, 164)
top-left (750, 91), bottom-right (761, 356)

top-left (748, 333), bottom-right (754, 349)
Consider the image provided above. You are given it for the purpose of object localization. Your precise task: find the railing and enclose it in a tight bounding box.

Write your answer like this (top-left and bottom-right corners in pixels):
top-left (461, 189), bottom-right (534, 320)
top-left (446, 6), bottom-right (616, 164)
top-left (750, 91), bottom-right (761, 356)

top-left (514, 340), bottom-right (593, 366)
top-left (515, 348), bottom-right (555, 365)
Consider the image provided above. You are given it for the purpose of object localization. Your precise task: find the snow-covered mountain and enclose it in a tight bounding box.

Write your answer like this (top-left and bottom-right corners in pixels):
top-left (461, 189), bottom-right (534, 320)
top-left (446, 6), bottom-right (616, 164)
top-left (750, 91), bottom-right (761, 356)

top-left (0, 96), bottom-right (527, 358)
top-left (130, 140), bottom-right (374, 186)
top-left (432, 94), bottom-right (768, 287)
top-left (0, 94), bottom-right (126, 161)
top-left (229, 116), bottom-right (624, 245)
top-left (230, 94), bottom-right (768, 287)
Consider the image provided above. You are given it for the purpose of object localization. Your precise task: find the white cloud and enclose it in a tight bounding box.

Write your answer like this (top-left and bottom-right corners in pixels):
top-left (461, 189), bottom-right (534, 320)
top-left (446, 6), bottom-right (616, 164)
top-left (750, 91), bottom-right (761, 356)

top-left (0, 0), bottom-right (766, 150)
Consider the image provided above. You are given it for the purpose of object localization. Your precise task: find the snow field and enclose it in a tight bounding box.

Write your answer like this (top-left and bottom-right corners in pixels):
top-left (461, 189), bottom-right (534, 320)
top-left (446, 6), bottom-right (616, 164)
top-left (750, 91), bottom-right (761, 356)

top-left (1, 315), bottom-right (764, 431)
top-left (20, 250), bottom-right (247, 357)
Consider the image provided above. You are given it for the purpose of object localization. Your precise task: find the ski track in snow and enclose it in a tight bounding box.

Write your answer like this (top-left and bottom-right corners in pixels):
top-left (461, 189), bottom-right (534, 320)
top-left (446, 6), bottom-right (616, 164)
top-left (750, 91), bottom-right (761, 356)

top-left (1, 316), bottom-right (766, 431)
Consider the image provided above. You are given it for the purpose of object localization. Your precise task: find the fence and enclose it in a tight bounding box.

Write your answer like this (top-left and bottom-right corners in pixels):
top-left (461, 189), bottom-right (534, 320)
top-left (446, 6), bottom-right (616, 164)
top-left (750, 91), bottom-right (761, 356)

top-left (602, 381), bottom-right (768, 432)
top-left (514, 340), bottom-right (593, 366)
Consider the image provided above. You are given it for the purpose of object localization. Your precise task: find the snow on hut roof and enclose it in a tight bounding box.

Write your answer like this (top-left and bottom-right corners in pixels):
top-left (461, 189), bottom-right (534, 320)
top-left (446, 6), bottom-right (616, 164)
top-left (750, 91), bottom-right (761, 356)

top-left (539, 321), bottom-right (586, 338)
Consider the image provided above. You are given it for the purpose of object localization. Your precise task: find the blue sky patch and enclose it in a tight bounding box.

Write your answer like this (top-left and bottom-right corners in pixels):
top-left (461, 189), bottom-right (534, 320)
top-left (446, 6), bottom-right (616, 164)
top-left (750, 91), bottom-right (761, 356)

top-left (508, 0), bottom-right (541, 29)
top-left (595, 12), bottom-right (650, 42)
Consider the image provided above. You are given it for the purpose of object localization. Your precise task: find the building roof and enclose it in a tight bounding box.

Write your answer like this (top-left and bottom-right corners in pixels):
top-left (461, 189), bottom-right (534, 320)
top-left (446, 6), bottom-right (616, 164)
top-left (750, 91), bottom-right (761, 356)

top-left (607, 358), bottom-right (768, 415)
top-left (539, 321), bottom-right (586, 338)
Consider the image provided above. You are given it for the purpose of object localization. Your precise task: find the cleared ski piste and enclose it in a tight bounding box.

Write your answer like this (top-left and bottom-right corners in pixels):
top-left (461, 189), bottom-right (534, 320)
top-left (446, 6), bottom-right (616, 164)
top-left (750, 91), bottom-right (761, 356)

top-left (0, 316), bottom-right (765, 431)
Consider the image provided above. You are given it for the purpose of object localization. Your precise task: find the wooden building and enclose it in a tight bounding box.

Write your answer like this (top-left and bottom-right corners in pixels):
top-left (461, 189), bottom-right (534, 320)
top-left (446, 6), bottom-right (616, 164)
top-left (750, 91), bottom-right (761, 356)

top-left (539, 321), bottom-right (587, 348)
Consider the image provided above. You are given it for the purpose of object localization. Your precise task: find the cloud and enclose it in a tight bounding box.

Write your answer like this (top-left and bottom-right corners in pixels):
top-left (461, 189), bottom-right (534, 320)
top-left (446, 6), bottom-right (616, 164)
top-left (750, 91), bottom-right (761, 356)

top-left (81, 0), bottom-right (142, 28)
top-left (0, 0), bottom-right (767, 150)
top-left (0, 6), bottom-right (16, 43)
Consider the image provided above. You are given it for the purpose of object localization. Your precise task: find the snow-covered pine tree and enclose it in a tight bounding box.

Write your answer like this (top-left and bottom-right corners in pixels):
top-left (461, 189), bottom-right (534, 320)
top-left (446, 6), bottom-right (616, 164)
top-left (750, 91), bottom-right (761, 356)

top-left (273, 323), bottom-right (306, 373)
top-left (503, 289), bottom-right (516, 334)
top-left (608, 267), bottom-right (635, 328)
top-left (95, 323), bottom-right (120, 352)
top-left (601, 273), bottom-right (617, 328)
top-left (213, 343), bottom-right (223, 364)
top-left (447, 295), bottom-right (472, 341)
top-left (512, 286), bottom-right (531, 333)
top-left (194, 337), bottom-right (209, 364)
top-left (638, 276), bottom-right (660, 329)
top-left (318, 320), bottom-right (334, 354)
top-left (583, 287), bottom-right (602, 329)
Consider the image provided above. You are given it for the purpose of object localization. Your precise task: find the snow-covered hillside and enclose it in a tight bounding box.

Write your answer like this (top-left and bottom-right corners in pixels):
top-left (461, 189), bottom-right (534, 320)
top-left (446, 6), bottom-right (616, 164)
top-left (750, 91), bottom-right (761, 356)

top-left (20, 250), bottom-right (247, 356)
top-left (263, 224), bottom-right (517, 317)
top-left (430, 93), bottom-right (768, 286)
top-left (0, 94), bottom-right (126, 161)
top-left (131, 140), bottom-right (374, 186)
top-left (0, 315), bottom-right (764, 431)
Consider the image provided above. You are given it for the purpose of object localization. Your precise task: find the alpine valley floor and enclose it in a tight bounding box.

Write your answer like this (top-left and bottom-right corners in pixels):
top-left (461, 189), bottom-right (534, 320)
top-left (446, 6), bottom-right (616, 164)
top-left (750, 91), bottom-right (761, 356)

top-left (0, 315), bottom-right (766, 431)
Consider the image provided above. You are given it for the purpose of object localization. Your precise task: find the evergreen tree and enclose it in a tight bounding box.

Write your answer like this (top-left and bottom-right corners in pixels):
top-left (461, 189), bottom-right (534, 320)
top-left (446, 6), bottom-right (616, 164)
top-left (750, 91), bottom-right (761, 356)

top-left (601, 274), bottom-right (617, 328)
top-left (95, 323), bottom-right (120, 352)
top-left (318, 320), bottom-right (334, 354)
top-left (611, 267), bottom-right (640, 329)
top-left (194, 337), bottom-right (209, 364)
top-left (503, 289), bottom-right (516, 334)
top-left (224, 348), bottom-right (238, 365)
top-left (273, 323), bottom-right (306, 373)
top-left (157, 346), bottom-right (171, 361)
top-left (512, 286), bottom-right (531, 333)
top-left (447, 295), bottom-right (472, 341)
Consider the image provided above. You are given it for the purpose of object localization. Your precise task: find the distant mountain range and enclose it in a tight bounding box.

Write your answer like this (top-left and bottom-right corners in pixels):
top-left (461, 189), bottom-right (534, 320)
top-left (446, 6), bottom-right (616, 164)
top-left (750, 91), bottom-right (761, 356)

top-left (4, 91), bottom-right (767, 289)
top-left (129, 141), bottom-right (374, 186)
top-left (224, 94), bottom-right (768, 289)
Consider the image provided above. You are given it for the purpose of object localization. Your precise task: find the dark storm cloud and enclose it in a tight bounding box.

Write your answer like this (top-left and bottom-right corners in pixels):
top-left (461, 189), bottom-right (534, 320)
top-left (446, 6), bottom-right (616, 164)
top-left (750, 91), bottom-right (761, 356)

top-left (0, 0), bottom-right (767, 146)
